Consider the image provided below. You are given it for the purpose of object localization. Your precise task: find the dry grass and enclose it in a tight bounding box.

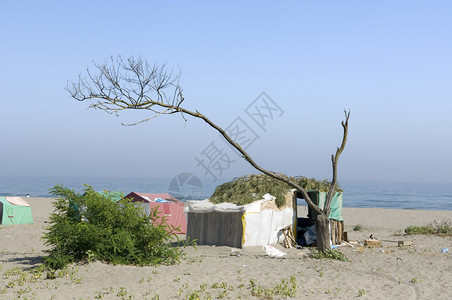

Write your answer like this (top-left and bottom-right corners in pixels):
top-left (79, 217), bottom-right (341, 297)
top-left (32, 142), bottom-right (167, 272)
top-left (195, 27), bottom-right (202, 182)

top-left (209, 174), bottom-right (341, 207)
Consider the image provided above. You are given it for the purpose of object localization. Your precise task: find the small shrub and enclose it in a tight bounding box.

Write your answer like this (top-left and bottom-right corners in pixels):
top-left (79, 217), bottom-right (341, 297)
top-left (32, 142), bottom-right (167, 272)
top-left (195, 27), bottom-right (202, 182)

top-left (405, 226), bottom-right (435, 235)
top-left (186, 290), bottom-right (200, 300)
top-left (353, 224), bottom-right (362, 231)
top-left (4, 267), bottom-right (23, 278)
top-left (43, 185), bottom-right (183, 269)
top-left (310, 249), bottom-right (349, 262)
top-left (249, 276), bottom-right (297, 298)
top-left (428, 220), bottom-right (452, 235)
top-left (116, 287), bottom-right (128, 297)
top-left (405, 220), bottom-right (452, 236)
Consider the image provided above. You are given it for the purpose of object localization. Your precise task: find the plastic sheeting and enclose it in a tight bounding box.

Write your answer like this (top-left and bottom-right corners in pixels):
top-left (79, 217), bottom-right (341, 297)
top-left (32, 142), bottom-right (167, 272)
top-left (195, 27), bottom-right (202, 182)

top-left (306, 191), bottom-right (343, 222)
top-left (125, 192), bottom-right (187, 234)
top-left (242, 207), bottom-right (294, 247)
top-left (5, 197), bottom-right (30, 207)
top-left (148, 201), bottom-right (187, 234)
top-left (186, 210), bottom-right (244, 247)
top-left (186, 194), bottom-right (295, 248)
top-left (263, 245), bottom-right (287, 258)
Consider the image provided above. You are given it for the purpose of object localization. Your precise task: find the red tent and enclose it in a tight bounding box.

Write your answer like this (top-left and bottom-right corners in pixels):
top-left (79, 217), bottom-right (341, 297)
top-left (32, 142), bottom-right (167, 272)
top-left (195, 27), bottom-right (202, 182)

top-left (125, 192), bottom-right (187, 234)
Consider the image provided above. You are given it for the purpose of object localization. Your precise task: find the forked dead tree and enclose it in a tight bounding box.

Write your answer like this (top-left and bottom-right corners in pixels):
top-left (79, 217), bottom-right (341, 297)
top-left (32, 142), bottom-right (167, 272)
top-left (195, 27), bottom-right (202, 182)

top-left (68, 55), bottom-right (350, 252)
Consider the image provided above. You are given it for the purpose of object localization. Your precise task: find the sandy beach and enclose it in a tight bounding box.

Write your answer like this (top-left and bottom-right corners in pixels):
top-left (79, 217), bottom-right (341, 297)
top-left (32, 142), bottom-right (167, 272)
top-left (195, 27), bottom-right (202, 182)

top-left (1, 197), bottom-right (451, 299)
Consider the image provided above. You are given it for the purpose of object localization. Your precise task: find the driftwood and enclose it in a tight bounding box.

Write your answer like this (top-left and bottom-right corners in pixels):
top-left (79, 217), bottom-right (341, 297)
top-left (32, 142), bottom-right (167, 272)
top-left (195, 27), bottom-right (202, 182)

top-left (330, 219), bottom-right (345, 245)
top-left (281, 225), bottom-right (297, 249)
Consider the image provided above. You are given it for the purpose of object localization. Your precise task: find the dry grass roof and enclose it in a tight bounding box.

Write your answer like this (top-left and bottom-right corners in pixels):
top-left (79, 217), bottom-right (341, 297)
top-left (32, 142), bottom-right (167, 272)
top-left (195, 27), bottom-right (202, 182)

top-left (209, 174), bottom-right (342, 207)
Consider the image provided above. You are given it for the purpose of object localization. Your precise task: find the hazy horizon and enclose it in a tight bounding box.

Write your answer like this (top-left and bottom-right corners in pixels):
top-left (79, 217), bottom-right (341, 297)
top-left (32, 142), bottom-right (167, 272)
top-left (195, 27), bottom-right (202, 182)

top-left (2, 1), bottom-right (452, 184)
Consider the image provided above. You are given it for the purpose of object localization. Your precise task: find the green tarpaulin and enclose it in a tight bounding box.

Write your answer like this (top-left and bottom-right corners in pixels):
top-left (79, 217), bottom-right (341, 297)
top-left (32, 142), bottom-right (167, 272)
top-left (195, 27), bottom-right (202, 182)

top-left (0, 197), bottom-right (34, 225)
top-left (306, 191), bottom-right (343, 222)
top-left (95, 191), bottom-right (124, 202)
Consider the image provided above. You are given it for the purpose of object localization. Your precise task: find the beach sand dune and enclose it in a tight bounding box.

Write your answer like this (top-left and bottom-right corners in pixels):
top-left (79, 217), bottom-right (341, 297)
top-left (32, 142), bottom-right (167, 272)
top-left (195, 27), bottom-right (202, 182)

top-left (1, 197), bottom-right (451, 299)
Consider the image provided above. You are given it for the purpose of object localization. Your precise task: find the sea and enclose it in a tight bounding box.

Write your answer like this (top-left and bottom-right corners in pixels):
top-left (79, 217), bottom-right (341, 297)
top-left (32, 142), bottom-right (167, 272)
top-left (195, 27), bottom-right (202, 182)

top-left (0, 176), bottom-right (451, 211)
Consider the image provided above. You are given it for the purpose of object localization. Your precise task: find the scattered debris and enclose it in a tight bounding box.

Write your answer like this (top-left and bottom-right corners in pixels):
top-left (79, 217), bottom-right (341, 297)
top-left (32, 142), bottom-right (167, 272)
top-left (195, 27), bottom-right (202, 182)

top-left (398, 240), bottom-right (414, 247)
top-left (364, 239), bottom-right (381, 247)
top-left (364, 234), bottom-right (381, 247)
top-left (230, 248), bottom-right (241, 256)
top-left (280, 225), bottom-right (297, 249)
top-left (263, 245), bottom-right (287, 258)
top-left (331, 241), bottom-right (355, 249)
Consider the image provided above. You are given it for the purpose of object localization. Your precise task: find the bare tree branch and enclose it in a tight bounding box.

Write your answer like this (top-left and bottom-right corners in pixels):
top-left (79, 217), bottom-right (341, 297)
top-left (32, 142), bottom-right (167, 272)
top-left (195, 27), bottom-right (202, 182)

top-left (68, 55), bottom-right (351, 249)
top-left (121, 107), bottom-right (173, 126)
top-left (323, 110), bottom-right (350, 217)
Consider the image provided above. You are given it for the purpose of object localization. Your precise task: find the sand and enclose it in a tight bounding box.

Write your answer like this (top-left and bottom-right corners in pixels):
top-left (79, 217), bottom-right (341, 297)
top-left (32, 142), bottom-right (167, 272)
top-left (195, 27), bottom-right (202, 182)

top-left (1, 197), bottom-right (451, 299)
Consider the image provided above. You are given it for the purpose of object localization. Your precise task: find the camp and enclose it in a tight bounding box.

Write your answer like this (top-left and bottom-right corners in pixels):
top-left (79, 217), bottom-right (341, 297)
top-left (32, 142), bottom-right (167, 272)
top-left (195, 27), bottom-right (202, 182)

top-left (186, 193), bottom-right (296, 248)
top-left (124, 192), bottom-right (187, 234)
top-left (297, 190), bottom-right (344, 246)
top-left (0, 197), bottom-right (33, 225)
top-left (186, 174), bottom-right (345, 248)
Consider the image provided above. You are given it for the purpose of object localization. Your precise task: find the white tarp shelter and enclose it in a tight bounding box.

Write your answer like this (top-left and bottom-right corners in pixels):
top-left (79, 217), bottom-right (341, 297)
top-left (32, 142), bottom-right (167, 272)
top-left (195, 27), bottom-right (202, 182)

top-left (185, 194), bottom-right (295, 248)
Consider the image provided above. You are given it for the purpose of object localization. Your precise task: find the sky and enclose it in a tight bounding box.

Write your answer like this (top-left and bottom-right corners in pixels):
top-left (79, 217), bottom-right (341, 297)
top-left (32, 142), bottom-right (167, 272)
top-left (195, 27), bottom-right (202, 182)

top-left (1, 0), bottom-right (452, 184)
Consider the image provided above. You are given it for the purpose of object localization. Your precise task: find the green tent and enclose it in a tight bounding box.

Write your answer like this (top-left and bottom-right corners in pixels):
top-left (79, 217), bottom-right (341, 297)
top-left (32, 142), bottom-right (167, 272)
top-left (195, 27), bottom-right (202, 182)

top-left (0, 197), bottom-right (34, 225)
top-left (95, 191), bottom-right (123, 202)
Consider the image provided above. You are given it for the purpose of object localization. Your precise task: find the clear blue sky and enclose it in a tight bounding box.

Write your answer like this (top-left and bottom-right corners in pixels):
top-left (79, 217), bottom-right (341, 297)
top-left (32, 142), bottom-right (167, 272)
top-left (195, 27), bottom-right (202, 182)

top-left (1, 1), bottom-right (451, 184)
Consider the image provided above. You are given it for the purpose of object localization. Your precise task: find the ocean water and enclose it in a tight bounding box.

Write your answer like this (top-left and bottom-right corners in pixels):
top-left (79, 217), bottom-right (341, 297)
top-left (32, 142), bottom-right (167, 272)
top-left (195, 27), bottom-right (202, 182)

top-left (0, 176), bottom-right (451, 211)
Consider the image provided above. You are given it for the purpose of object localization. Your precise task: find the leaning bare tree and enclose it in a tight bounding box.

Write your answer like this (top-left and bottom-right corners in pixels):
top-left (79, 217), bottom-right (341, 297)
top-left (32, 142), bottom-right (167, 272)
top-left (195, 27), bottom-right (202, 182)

top-left (68, 55), bottom-right (349, 252)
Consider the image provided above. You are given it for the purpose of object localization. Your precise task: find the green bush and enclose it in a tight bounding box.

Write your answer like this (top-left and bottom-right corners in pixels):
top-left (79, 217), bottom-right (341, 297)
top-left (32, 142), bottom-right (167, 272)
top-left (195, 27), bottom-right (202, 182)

top-left (405, 220), bottom-right (452, 236)
top-left (43, 185), bottom-right (183, 269)
top-left (309, 249), bottom-right (349, 262)
top-left (353, 224), bottom-right (363, 231)
top-left (404, 226), bottom-right (435, 235)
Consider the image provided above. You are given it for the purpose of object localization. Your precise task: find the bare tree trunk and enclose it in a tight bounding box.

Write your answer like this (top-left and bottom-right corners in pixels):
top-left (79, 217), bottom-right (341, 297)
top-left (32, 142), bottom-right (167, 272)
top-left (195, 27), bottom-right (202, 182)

top-left (318, 110), bottom-right (349, 252)
top-left (315, 214), bottom-right (330, 252)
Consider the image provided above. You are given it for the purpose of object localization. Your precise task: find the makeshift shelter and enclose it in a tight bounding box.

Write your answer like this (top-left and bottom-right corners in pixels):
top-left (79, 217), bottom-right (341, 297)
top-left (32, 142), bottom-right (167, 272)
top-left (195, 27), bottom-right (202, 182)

top-left (186, 193), bottom-right (296, 248)
top-left (193, 174), bottom-right (345, 248)
top-left (0, 197), bottom-right (33, 225)
top-left (124, 192), bottom-right (187, 234)
top-left (296, 190), bottom-right (344, 245)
